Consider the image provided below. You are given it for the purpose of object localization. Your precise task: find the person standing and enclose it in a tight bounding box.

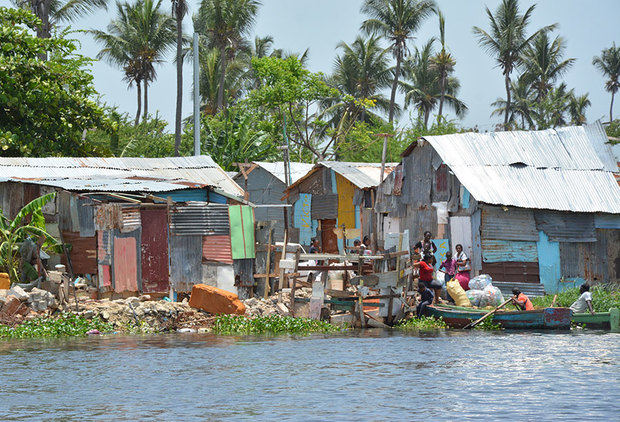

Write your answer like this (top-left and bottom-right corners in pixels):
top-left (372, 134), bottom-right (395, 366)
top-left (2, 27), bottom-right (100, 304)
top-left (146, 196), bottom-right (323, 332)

top-left (454, 244), bottom-right (471, 291)
top-left (414, 231), bottom-right (437, 257)
top-left (439, 251), bottom-right (457, 284)
top-left (570, 284), bottom-right (595, 315)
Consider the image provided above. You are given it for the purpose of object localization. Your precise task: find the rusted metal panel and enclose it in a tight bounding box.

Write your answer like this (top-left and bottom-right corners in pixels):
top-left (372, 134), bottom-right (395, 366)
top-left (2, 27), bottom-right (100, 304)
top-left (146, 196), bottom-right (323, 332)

top-left (535, 211), bottom-right (596, 242)
top-left (113, 235), bottom-right (138, 292)
top-left (482, 239), bottom-right (538, 262)
top-left (77, 197), bottom-right (95, 237)
top-left (170, 203), bottom-right (230, 236)
top-left (311, 194), bottom-right (338, 219)
top-left (97, 230), bottom-right (113, 289)
top-left (481, 206), bottom-right (538, 241)
top-left (61, 230), bottom-right (97, 274)
top-left (233, 258), bottom-right (254, 287)
top-left (120, 206), bottom-right (141, 233)
top-left (202, 235), bottom-right (233, 264)
top-left (482, 261), bottom-right (540, 283)
top-left (95, 203), bottom-right (123, 231)
top-left (23, 183), bottom-right (40, 205)
top-left (559, 229), bottom-right (615, 283)
top-left (140, 208), bottom-right (169, 293)
top-left (320, 219), bottom-right (338, 254)
top-left (169, 234), bottom-right (202, 292)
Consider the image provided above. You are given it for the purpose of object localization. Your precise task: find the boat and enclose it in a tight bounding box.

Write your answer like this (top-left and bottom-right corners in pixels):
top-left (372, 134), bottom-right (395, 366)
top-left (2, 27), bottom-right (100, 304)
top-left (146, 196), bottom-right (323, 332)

top-left (572, 308), bottom-right (620, 332)
top-left (427, 304), bottom-right (572, 330)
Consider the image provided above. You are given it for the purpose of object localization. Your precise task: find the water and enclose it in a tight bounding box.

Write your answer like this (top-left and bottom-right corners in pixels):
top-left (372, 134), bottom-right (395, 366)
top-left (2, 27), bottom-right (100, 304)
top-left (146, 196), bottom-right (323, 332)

top-left (0, 330), bottom-right (618, 421)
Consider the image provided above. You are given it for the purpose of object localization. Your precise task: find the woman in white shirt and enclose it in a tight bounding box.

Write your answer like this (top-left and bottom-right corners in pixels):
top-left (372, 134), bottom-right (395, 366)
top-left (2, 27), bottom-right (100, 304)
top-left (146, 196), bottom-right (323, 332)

top-left (570, 284), bottom-right (595, 314)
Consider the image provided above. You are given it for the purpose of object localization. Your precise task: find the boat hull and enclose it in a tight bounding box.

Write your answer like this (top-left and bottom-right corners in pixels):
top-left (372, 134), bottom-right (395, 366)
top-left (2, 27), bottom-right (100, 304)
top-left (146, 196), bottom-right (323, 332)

top-left (572, 308), bottom-right (619, 332)
top-left (427, 305), bottom-right (572, 330)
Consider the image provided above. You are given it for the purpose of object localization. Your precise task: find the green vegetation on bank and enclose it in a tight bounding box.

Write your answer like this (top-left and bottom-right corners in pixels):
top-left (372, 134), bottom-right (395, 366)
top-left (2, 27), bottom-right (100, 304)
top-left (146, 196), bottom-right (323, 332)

top-left (531, 285), bottom-right (620, 313)
top-left (0, 313), bottom-right (114, 340)
top-left (397, 316), bottom-right (448, 331)
top-left (213, 315), bottom-right (342, 335)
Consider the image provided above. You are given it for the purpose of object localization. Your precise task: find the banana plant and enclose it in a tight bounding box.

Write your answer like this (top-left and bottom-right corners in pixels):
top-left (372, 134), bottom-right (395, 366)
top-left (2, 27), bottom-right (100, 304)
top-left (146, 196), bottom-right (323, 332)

top-left (0, 193), bottom-right (61, 284)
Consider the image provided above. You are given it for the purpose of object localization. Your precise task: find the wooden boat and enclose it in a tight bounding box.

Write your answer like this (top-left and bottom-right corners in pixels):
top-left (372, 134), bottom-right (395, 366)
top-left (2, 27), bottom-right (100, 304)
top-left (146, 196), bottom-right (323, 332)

top-left (572, 308), bottom-right (619, 332)
top-left (427, 304), bottom-right (572, 330)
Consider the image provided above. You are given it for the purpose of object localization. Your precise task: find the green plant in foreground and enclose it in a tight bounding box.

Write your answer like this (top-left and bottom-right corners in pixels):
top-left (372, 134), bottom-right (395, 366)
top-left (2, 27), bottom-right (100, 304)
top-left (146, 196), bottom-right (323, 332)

top-left (213, 315), bottom-right (342, 335)
top-left (398, 316), bottom-right (448, 331)
top-left (531, 284), bottom-right (620, 313)
top-left (474, 317), bottom-right (502, 330)
top-left (0, 313), bottom-right (114, 340)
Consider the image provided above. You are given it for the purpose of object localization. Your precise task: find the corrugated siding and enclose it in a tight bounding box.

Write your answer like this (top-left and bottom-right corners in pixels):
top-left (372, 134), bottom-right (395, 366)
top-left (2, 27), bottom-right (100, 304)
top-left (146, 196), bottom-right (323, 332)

top-left (481, 206), bottom-right (538, 241)
top-left (120, 206), bottom-right (141, 233)
top-left (559, 229), bottom-right (616, 283)
top-left (482, 239), bottom-right (538, 262)
top-left (77, 197), bottom-right (95, 237)
top-left (481, 261), bottom-right (540, 283)
top-left (154, 188), bottom-right (209, 203)
top-left (311, 193), bottom-right (337, 219)
top-left (233, 258), bottom-right (254, 287)
top-left (202, 235), bottom-right (233, 264)
top-left (169, 234), bottom-right (202, 291)
top-left (61, 231), bottom-right (97, 274)
top-left (140, 208), bottom-right (169, 293)
top-left (113, 235), bottom-right (138, 292)
top-left (594, 214), bottom-right (620, 229)
top-left (535, 211), bottom-right (596, 242)
top-left (170, 203), bottom-right (230, 235)
top-left (336, 174), bottom-right (356, 230)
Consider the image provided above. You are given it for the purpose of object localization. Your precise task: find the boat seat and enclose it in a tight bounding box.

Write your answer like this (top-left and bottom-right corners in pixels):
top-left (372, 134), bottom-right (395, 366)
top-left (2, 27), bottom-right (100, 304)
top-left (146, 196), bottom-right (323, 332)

top-left (492, 281), bottom-right (546, 298)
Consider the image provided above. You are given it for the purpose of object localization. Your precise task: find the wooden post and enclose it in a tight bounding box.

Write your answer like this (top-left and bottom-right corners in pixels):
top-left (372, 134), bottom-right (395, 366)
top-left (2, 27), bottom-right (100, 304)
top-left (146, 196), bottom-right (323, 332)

top-left (310, 270), bottom-right (326, 320)
top-left (373, 133), bottom-right (392, 257)
top-left (263, 228), bottom-right (273, 299)
top-left (290, 248), bottom-right (301, 316)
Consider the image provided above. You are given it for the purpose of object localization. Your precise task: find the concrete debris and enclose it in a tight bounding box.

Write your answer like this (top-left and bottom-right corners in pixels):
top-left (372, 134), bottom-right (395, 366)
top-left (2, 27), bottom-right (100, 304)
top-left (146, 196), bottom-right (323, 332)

top-left (27, 288), bottom-right (57, 312)
top-left (7, 285), bottom-right (29, 302)
top-left (242, 288), bottom-right (313, 317)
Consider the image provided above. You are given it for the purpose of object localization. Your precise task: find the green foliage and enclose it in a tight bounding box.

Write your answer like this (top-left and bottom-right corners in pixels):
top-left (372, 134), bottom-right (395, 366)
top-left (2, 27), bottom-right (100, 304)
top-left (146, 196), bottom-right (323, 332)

top-left (397, 316), bottom-right (448, 331)
top-left (0, 193), bottom-right (60, 283)
top-left (213, 315), bottom-right (342, 335)
top-left (606, 119), bottom-right (620, 142)
top-left (531, 284), bottom-right (620, 313)
top-left (0, 312), bottom-right (114, 339)
top-left (0, 7), bottom-right (110, 156)
top-left (474, 317), bottom-right (502, 330)
top-left (337, 120), bottom-right (404, 162)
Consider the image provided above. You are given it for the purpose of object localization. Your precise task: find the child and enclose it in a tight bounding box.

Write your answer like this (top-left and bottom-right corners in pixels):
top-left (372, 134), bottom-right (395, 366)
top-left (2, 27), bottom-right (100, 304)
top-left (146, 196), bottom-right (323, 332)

top-left (439, 251), bottom-right (457, 284)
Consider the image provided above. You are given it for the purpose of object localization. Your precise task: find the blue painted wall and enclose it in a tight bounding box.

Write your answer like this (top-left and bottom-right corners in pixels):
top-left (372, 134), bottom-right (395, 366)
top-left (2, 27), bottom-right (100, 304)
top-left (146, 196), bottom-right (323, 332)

top-left (536, 231), bottom-right (562, 293)
top-left (293, 193), bottom-right (316, 246)
top-left (461, 187), bottom-right (470, 209)
top-left (207, 191), bottom-right (227, 204)
top-left (154, 189), bottom-right (208, 203)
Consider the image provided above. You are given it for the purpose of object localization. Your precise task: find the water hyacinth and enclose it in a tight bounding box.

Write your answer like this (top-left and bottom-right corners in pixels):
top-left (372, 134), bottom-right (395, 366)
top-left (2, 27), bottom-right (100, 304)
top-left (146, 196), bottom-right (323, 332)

top-left (531, 284), bottom-right (620, 312)
top-left (0, 313), bottom-right (114, 339)
top-left (397, 316), bottom-right (448, 331)
top-left (213, 315), bottom-right (342, 335)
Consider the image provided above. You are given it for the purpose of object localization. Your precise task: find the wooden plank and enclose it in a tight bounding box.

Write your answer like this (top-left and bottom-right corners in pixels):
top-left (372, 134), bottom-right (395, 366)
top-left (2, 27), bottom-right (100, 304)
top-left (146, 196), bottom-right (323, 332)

top-left (309, 272), bottom-right (325, 320)
top-left (350, 274), bottom-right (379, 287)
top-left (298, 265), bottom-right (358, 271)
top-left (255, 273), bottom-right (279, 279)
top-left (290, 248), bottom-right (301, 316)
top-left (263, 228), bottom-right (273, 299)
top-left (325, 289), bottom-right (353, 298)
top-left (299, 253), bottom-right (388, 261)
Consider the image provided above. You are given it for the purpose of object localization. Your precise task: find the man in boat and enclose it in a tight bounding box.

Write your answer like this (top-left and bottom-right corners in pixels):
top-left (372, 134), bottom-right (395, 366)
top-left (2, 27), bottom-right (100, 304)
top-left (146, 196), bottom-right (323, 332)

top-left (570, 284), bottom-right (595, 315)
top-left (511, 288), bottom-right (534, 311)
top-left (416, 280), bottom-right (434, 318)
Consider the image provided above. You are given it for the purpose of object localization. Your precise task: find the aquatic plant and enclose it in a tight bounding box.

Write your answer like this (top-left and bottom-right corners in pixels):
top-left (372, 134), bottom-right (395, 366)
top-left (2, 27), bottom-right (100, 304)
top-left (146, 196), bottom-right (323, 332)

top-left (0, 312), bottom-right (114, 339)
top-left (531, 284), bottom-right (620, 312)
top-left (397, 316), bottom-right (448, 331)
top-left (474, 317), bottom-right (502, 330)
top-left (213, 315), bottom-right (342, 335)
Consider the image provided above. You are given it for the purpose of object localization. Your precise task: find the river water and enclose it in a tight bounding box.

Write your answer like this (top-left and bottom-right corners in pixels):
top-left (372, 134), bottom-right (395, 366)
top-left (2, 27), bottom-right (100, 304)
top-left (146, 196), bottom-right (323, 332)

top-left (0, 330), bottom-right (618, 421)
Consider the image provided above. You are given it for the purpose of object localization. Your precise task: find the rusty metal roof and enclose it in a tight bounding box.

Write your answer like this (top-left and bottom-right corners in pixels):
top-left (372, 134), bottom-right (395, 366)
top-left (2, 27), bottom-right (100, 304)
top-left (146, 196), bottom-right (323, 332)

top-left (415, 121), bottom-right (620, 213)
top-left (0, 156), bottom-right (244, 197)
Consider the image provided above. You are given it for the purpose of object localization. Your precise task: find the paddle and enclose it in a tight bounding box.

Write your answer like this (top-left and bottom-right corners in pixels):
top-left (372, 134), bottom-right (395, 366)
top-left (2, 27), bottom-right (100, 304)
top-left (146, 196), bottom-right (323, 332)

top-left (463, 298), bottom-right (513, 329)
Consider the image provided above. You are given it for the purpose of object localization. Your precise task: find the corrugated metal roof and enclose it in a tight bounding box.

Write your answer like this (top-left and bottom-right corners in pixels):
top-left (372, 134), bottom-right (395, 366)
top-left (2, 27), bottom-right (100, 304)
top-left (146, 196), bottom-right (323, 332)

top-left (253, 161), bottom-right (314, 184)
top-left (416, 122), bottom-right (620, 213)
top-left (318, 161), bottom-right (398, 189)
top-left (0, 156), bottom-right (244, 197)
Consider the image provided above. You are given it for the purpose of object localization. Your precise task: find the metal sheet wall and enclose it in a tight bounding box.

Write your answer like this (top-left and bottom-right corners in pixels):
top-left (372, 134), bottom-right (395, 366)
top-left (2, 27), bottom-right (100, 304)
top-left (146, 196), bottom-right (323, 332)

top-left (140, 208), bottom-right (170, 293)
top-left (559, 228), bottom-right (617, 283)
top-left (535, 211), bottom-right (596, 242)
top-left (481, 239), bottom-right (538, 262)
top-left (169, 234), bottom-right (202, 291)
top-left (61, 230), bottom-right (97, 274)
top-left (120, 206), bottom-right (141, 233)
top-left (170, 203), bottom-right (230, 235)
top-left (77, 197), bottom-right (95, 237)
top-left (481, 206), bottom-right (538, 241)
top-left (311, 193), bottom-right (338, 219)
top-left (113, 235), bottom-right (139, 292)
top-left (481, 261), bottom-right (540, 283)
top-left (202, 235), bottom-right (233, 264)
top-left (154, 188), bottom-right (209, 203)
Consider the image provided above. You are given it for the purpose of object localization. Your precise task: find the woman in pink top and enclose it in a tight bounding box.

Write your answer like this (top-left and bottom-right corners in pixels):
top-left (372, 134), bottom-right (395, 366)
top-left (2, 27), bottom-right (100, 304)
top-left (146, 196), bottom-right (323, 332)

top-left (454, 244), bottom-right (471, 290)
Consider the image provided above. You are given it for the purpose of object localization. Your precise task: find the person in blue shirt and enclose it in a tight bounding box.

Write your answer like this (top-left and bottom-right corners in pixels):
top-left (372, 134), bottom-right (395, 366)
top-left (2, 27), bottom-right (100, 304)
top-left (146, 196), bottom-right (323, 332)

top-left (416, 281), bottom-right (435, 318)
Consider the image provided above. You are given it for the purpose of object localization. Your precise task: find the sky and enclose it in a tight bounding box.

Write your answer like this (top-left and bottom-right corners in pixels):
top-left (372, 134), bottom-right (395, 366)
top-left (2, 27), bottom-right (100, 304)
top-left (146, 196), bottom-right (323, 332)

top-left (3, 0), bottom-right (619, 132)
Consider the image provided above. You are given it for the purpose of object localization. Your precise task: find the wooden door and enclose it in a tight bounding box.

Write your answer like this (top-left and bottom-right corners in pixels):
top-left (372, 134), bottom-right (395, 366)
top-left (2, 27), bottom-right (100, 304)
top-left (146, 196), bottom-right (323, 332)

top-left (140, 208), bottom-right (170, 293)
top-left (320, 219), bottom-right (338, 254)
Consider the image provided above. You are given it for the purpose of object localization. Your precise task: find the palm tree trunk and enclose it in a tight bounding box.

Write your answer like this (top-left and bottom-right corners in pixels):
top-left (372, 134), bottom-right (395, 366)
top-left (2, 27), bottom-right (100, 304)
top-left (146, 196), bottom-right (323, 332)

top-left (217, 47), bottom-right (228, 111)
top-left (424, 109), bottom-right (430, 129)
top-left (438, 73), bottom-right (446, 121)
top-left (143, 81), bottom-right (148, 120)
top-left (504, 73), bottom-right (511, 129)
top-left (388, 47), bottom-right (403, 123)
top-left (135, 81), bottom-right (142, 126)
top-left (174, 14), bottom-right (183, 157)
top-left (611, 91), bottom-right (615, 123)
top-left (34, 0), bottom-right (52, 59)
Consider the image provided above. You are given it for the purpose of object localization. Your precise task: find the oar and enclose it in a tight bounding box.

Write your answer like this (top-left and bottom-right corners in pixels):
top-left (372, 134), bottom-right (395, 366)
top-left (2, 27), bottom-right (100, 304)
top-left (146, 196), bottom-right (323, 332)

top-left (463, 298), bottom-right (513, 329)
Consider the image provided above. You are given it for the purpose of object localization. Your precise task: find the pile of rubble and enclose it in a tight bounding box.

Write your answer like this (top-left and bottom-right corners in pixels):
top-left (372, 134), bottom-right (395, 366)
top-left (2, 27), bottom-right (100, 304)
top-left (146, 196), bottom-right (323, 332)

top-left (0, 286), bottom-right (57, 325)
top-left (242, 287), bottom-right (313, 317)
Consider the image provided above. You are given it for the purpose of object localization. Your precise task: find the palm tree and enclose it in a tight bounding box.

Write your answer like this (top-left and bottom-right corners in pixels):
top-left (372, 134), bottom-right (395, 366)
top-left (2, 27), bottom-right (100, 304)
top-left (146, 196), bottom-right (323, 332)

top-left (430, 11), bottom-right (455, 121)
top-left (491, 78), bottom-right (535, 129)
top-left (592, 43), bottom-right (620, 122)
top-left (326, 36), bottom-right (392, 124)
top-left (532, 82), bottom-right (573, 129)
top-left (401, 39), bottom-right (467, 128)
top-left (172, 0), bottom-right (188, 156)
top-left (472, 0), bottom-right (556, 128)
top-left (196, 0), bottom-right (260, 112)
top-left (360, 0), bottom-right (436, 123)
top-left (568, 92), bottom-right (591, 125)
top-left (520, 32), bottom-right (575, 102)
top-left (13, 0), bottom-right (108, 40)
top-left (92, 0), bottom-right (175, 124)
top-left (198, 48), bottom-right (247, 115)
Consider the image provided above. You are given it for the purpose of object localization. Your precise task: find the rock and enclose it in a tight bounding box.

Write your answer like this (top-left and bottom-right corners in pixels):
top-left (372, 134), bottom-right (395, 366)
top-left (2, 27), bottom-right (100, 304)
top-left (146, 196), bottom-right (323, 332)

top-left (83, 310), bottom-right (95, 319)
top-left (189, 284), bottom-right (246, 315)
top-left (0, 296), bottom-right (29, 318)
top-left (101, 311), bottom-right (110, 321)
top-left (276, 303), bottom-right (290, 316)
top-left (7, 285), bottom-right (29, 302)
top-left (127, 297), bottom-right (140, 306)
top-left (27, 288), bottom-right (57, 311)
top-left (138, 294), bottom-right (151, 302)
top-left (177, 328), bottom-right (196, 333)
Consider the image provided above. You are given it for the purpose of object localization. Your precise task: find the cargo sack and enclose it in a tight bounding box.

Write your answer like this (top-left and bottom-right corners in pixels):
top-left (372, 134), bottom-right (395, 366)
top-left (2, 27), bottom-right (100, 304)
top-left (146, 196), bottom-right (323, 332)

top-left (446, 279), bottom-right (471, 307)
